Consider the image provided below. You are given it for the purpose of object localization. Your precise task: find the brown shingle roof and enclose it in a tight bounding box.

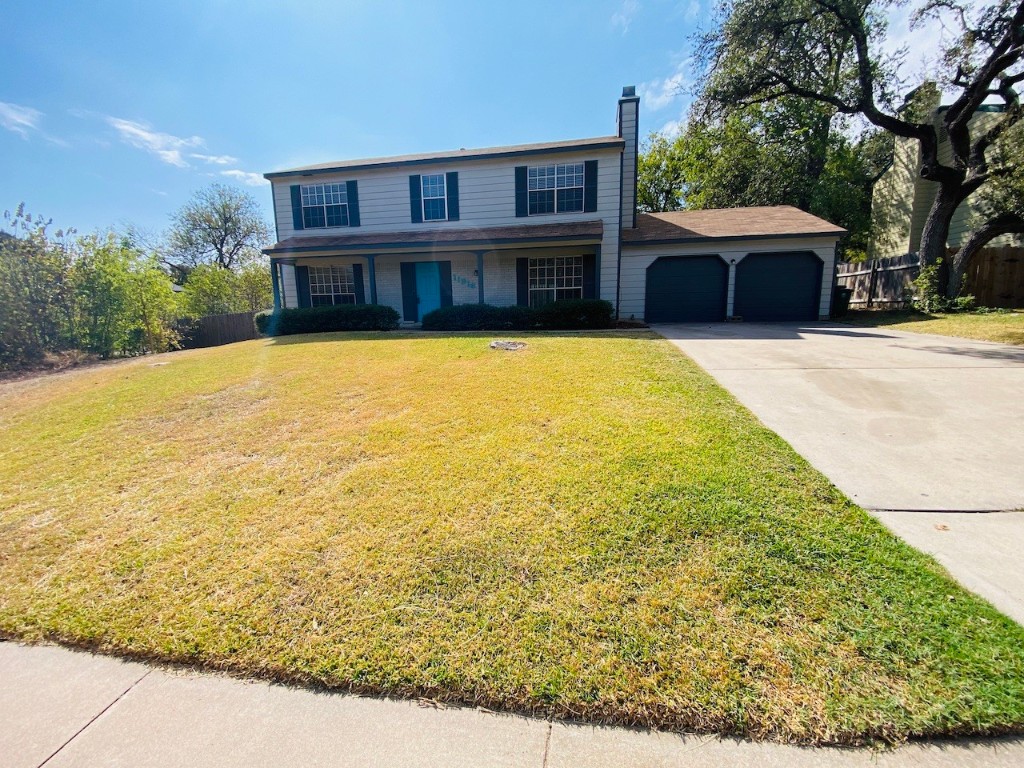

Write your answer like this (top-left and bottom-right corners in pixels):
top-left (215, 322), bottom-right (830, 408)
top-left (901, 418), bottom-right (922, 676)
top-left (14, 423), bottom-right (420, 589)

top-left (265, 220), bottom-right (604, 254)
top-left (265, 137), bottom-right (625, 179)
top-left (624, 206), bottom-right (846, 244)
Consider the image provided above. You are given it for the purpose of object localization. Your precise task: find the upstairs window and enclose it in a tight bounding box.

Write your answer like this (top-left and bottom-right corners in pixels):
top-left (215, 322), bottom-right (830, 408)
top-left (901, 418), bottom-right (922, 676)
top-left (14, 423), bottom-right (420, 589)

top-left (528, 163), bottom-right (585, 215)
top-left (309, 265), bottom-right (357, 306)
top-left (421, 174), bottom-right (447, 221)
top-left (301, 183), bottom-right (349, 229)
top-left (528, 256), bottom-right (583, 307)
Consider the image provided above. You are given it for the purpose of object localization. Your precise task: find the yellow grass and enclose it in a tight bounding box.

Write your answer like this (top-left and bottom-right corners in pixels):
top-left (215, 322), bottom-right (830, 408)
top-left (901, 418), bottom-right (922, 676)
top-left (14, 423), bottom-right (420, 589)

top-left (847, 309), bottom-right (1024, 345)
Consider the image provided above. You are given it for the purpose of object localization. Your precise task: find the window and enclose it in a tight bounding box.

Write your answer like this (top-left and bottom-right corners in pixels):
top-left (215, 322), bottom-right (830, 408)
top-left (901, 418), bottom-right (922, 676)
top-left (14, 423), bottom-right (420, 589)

top-left (421, 173), bottom-right (447, 221)
top-left (301, 183), bottom-right (349, 229)
top-left (528, 256), bottom-right (583, 307)
top-left (309, 265), bottom-right (357, 306)
top-left (528, 163), bottom-right (584, 215)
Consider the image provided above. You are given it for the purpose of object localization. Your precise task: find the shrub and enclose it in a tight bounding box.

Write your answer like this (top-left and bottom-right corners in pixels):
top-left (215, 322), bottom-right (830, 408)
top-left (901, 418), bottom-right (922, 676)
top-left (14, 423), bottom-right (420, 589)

top-left (256, 304), bottom-right (400, 336)
top-left (421, 300), bottom-right (614, 331)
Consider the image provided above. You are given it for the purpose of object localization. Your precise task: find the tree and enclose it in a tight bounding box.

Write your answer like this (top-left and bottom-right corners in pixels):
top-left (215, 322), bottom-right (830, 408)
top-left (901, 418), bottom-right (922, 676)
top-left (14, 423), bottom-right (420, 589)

top-left (179, 264), bottom-right (243, 318)
top-left (698, 0), bottom-right (1024, 298)
top-left (638, 132), bottom-right (688, 211)
top-left (166, 184), bottom-right (271, 277)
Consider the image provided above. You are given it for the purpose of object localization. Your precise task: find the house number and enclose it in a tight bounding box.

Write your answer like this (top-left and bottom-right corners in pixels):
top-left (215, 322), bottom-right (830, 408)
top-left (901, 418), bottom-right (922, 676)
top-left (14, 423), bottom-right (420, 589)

top-left (453, 273), bottom-right (477, 290)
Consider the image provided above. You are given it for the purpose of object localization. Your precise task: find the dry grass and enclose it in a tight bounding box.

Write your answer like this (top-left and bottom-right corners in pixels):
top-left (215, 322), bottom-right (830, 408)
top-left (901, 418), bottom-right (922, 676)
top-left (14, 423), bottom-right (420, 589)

top-left (846, 309), bottom-right (1024, 345)
top-left (1, 331), bottom-right (1022, 745)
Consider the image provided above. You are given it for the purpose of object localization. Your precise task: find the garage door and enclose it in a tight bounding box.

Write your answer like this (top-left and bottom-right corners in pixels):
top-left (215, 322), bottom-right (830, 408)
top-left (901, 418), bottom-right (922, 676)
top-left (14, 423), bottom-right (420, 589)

top-left (734, 251), bottom-right (822, 321)
top-left (645, 255), bottom-right (727, 322)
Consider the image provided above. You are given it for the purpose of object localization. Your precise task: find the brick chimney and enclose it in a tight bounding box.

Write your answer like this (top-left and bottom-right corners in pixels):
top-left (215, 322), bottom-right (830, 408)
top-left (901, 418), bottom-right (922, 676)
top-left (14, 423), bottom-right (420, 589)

top-left (617, 85), bottom-right (640, 229)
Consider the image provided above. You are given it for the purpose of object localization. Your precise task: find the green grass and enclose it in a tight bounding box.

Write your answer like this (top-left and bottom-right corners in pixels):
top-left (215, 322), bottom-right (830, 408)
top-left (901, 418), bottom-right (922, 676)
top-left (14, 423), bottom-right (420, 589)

top-left (846, 309), bottom-right (1024, 345)
top-left (1, 331), bottom-right (1023, 745)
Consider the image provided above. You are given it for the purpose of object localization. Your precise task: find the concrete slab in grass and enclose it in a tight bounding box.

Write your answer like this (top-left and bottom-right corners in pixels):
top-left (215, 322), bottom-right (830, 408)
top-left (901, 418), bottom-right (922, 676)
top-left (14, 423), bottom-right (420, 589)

top-left (44, 668), bottom-right (549, 768)
top-left (0, 642), bottom-right (149, 768)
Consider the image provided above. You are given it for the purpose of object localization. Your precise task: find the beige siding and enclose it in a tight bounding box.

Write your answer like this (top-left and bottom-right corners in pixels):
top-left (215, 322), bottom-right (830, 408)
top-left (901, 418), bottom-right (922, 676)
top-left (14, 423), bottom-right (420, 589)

top-left (620, 237), bottom-right (839, 321)
top-left (618, 99), bottom-right (639, 229)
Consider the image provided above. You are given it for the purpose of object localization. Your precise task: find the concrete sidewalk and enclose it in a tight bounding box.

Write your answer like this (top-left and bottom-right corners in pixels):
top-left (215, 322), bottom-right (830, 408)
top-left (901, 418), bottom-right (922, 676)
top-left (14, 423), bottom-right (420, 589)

top-left (3, 642), bottom-right (1023, 767)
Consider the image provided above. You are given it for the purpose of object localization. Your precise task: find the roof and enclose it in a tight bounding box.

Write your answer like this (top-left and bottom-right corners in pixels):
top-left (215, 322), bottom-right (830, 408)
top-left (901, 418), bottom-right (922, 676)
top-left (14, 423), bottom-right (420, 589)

top-left (264, 220), bottom-right (604, 255)
top-left (264, 137), bottom-right (625, 179)
top-left (624, 206), bottom-right (846, 245)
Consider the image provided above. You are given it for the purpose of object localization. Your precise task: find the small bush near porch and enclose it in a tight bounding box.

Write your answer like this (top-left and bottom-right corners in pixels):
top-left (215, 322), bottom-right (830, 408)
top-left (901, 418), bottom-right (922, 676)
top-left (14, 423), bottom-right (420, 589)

top-left (1, 332), bottom-right (1022, 745)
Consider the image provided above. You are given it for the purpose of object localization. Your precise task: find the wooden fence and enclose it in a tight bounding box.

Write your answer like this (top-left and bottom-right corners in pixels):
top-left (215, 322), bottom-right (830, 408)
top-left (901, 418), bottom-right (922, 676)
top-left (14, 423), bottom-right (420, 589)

top-left (836, 247), bottom-right (1024, 309)
top-left (178, 311), bottom-right (259, 349)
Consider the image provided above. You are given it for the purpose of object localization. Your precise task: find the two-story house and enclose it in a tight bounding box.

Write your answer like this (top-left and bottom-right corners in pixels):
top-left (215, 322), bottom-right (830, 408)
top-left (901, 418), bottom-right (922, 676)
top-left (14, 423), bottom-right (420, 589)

top-left (264, 87), bottom-right (844, 323)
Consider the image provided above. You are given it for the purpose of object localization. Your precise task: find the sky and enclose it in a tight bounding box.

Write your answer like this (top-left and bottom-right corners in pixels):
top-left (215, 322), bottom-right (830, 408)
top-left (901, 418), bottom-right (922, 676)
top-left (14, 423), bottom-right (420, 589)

top-left (0, 0), bottom-right (947, 238)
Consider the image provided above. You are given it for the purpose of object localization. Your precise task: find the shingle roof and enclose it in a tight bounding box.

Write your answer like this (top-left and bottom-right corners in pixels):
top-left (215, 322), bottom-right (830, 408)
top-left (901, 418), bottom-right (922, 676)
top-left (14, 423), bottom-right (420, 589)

top-left (265, 220), bottom-right (604, 254)
top-left (264, 137), bottom-right (625, 179)
top-left (624, 206), bottom-right (846, 244)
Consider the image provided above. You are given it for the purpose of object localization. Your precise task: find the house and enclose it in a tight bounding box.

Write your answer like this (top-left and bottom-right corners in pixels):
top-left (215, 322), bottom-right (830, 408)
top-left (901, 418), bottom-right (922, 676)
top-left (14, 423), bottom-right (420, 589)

top-left (264, 87), bottom-right (844, 324)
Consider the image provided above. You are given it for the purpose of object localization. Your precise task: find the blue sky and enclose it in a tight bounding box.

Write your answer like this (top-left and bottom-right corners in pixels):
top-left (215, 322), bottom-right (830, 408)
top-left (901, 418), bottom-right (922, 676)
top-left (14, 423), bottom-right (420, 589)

top-left (1, 0), bottom-right (940, 239)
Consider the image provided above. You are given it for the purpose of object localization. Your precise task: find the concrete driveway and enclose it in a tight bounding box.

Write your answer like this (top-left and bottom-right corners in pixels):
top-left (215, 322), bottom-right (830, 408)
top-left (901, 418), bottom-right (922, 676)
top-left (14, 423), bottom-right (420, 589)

top-left (655, 322), bottom-right (1024, 623)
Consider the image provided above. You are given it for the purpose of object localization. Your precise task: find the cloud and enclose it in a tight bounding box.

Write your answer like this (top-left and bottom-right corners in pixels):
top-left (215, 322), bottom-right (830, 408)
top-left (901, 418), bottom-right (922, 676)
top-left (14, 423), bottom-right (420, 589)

top-left (683, 0), bottom-right (701, 21)
top-left (220, 169), bottom-right (267, 187)
top-left (611, 0), bottom-right (639, 34)
top-left (0, 101), bottom-right (43, 138)
top-left (639, 59), bottom-right (691, 111)
top-left (106, 117), bottom-right (204, 167)
top-left (191, 153), bottom-right (238, 165)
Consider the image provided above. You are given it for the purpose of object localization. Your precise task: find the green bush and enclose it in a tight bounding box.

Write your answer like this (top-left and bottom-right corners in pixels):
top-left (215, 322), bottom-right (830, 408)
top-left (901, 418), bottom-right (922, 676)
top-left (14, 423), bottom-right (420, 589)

top-left (421, 300), bottom-right (614, 331)
top-left (256, 304), bottom-right (400, 335)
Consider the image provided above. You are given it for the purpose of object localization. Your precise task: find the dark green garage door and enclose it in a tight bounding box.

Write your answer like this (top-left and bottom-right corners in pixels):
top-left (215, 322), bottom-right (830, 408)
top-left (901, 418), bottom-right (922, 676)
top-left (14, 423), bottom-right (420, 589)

top-left (645, 255), bottom-right (728, 322)
top-left (734, 251), bottom-right (823, 321)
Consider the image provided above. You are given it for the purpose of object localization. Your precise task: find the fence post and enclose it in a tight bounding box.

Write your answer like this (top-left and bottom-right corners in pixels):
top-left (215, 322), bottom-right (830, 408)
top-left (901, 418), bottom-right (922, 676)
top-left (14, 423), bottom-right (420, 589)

top-left (867, 261), bottom-right (879, 308)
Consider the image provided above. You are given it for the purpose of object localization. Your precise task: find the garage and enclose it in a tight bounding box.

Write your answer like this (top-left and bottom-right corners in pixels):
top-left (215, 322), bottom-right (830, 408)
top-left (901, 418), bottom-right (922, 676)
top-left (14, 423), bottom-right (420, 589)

top-left (644, 255), bottom-right (727, 322)
top-left (733, 251), bottom-right (823, 321)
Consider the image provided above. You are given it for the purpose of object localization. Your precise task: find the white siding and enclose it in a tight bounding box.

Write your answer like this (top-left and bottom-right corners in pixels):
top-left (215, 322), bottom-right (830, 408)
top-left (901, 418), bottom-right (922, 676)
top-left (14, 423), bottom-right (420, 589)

top-left (280, 263), bottom-right (297, 308)
top-left (620, 237), bottom-right (840, 321)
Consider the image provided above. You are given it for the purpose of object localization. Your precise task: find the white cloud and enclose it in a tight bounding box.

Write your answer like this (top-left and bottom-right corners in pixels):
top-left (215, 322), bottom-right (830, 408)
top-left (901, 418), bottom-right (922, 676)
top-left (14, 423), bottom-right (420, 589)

top-left (660, 117), bottom-right (686, 137)
top-left (639, 59), bottom-right (691, 111)
top-left (106, 117), bottom-right (204, 167)
top-left (0, 101), bottom-right (43, 138)
top-left (682, 0), bottom-right (701, 21)
top-left (220, 169), bottom-right (267, 187)
top-left (611, 0), bottom-right (640, 34)
top-left (191, 153), bottom-right (238, 165)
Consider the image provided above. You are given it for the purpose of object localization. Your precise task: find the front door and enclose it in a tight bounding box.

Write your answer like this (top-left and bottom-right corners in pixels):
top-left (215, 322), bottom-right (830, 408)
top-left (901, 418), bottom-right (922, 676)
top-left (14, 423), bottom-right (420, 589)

top-left (415, 262), bottom-right (442, 318)
top-left (401, 261), bottom-right (451, 322)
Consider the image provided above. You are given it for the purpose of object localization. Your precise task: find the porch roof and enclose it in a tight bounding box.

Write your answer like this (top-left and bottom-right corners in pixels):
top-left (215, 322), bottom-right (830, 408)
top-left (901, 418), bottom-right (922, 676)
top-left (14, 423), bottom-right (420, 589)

top-left (265, 220), bottom-right (604, 255)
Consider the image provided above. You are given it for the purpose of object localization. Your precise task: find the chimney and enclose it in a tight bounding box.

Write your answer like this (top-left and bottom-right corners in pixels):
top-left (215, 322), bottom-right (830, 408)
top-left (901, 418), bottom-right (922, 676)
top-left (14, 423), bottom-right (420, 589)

top-left (617, 85), bottom-right (640, 229)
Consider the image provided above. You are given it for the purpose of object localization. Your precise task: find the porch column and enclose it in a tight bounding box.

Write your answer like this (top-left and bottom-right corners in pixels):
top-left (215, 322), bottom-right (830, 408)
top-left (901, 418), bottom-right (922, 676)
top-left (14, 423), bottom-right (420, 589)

top-left (270, 258), bottom-right (281, 310)
top-left (476, 251), bottom-right (485, 304)
top-left (366, 254), bottom-right (378, 304)
top-left (726, 256), bottom-right (738, 318)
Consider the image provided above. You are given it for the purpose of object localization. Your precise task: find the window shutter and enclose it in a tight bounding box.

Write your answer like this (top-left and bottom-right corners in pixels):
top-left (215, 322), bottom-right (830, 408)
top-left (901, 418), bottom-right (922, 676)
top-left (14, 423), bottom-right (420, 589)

top-left (514, 166), bottom-right (528, 217)
top-left (290, 185), bottom-right (304, 231)
top-left (438, 261), bottom-right (453, 307)
top-left (409, 175), bottom-right (423, 223)
top-left (295, 265), bottom-right (311, 308)
top-left (400, 262), bottom-right (418, 320)
top-left (346, 180), bottom-right (361, 227)
top-left (582, 254), bottom-right (598, 299)
top-left (445, 172), bottom-right (459, 221)
top-left (352, 263), bottom-right (366, 304)
top-left (516, 258), bottom-right (529, 306)
top-left (271, 260), bottom-right (281, 310)
top-left (583, 160), bottom-right (598, 213)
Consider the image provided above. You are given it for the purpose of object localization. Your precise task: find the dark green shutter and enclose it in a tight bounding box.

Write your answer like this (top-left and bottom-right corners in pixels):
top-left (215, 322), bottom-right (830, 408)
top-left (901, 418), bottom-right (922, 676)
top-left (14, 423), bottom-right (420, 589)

top-left (516, 258), bottom-right (529, 305)
top-left (445, 172), bottom-right (459, 221)
top-left (346, 180), bottom-right (360, 227)
top-left (400, 262), bottom-right (418, 320)
top-left (352, 263), bottom-right (366, 304)
top-left (582, 254), bottom-right (597, 299)
top-left (409, 175), bottom-right (423, 223)
top-left (583, 160), bottom-right (598, 213)
top-left (295, 265), bottom-right (311, 308)
top-left (438, 261), bottom-right (453, 307)
top-left (271, 260), bottom-right (281, 310)
top-left (290, 185), bottom-right (304, 230)
top-left (514, 166), bottom-right (528, 217)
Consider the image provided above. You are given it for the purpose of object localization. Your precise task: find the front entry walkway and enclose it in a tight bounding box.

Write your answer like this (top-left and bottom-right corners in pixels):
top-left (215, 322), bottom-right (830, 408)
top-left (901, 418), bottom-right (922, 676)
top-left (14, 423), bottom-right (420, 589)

top-left (654, 322), bottom-right (1024, 624)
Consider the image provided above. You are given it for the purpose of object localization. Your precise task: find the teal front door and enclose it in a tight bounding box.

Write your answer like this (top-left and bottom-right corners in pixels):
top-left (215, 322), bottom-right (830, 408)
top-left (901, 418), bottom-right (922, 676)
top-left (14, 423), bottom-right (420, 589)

top-left (415, 262), bottom-right (442, 318)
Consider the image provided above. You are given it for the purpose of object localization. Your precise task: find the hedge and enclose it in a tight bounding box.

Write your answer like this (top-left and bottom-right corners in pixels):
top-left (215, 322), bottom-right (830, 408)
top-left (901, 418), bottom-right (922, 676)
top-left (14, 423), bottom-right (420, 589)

top-left (421, 299), bottom-right (614, 331)
top-left (256, 304), bottom-right (400, 336)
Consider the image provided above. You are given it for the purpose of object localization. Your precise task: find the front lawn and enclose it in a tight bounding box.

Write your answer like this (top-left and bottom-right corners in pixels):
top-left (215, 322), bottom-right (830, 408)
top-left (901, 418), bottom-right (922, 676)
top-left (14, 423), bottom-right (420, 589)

top-left (1, 331), bottom-right (1022, 745)
top-left (846, 308), bottom-right (1024, 345)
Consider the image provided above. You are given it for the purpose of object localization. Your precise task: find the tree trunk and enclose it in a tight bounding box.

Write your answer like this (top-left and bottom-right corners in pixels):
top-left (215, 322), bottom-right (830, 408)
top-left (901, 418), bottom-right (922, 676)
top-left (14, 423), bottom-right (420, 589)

top-left (948, 213), bottom-right (1024, 298)
top-left (917, 183), bottom-right (962, 295)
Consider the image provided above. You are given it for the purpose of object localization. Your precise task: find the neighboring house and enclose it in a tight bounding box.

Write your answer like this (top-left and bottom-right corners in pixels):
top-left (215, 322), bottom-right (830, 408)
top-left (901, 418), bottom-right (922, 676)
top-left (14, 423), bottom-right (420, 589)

top-left (264, 87), bottom-right (844, 323)
top-left (871, 100), bottom-right (1024, 259)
